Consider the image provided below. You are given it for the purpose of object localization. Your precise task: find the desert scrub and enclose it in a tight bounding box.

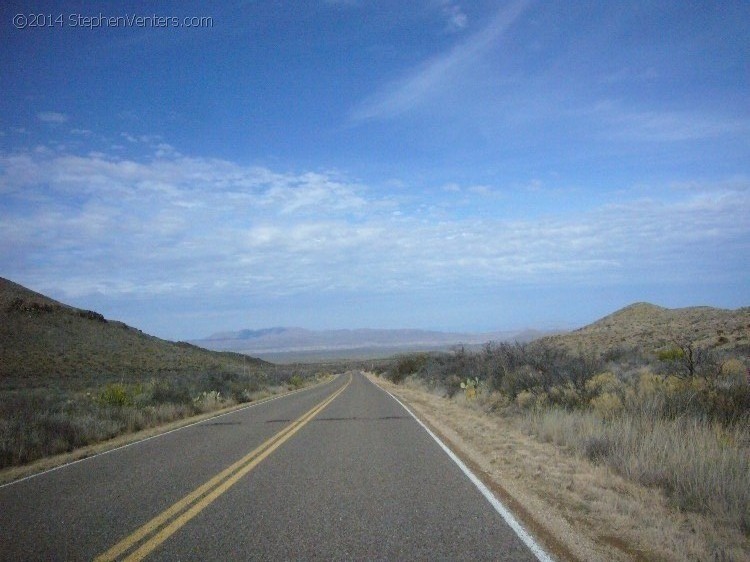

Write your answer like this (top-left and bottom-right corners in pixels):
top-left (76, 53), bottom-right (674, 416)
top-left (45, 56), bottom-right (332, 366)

top-left (99, 382), bottom-right (138, 407)
top-left (0, 370), bottom-right (270, 469)
top-left (193, 390), bottom-right (231, 413)
top-left (523, 408), bottom-right (750, 533)
top-left (287, 375), bottom-right (304, 390)
top-left (388, 353), bottom-right (429, 384)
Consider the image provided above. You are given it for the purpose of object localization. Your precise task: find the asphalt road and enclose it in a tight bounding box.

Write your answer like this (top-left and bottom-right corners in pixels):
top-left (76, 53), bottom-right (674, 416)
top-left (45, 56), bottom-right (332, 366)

top-left (0, 372), bottom-right (546, 561)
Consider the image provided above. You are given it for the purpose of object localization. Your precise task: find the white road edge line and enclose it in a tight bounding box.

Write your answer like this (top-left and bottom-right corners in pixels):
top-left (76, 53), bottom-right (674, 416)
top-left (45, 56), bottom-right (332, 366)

top-left (0, 375), bottom-right (339, 490)
top-left (368, 377), bottom-right (554, 562)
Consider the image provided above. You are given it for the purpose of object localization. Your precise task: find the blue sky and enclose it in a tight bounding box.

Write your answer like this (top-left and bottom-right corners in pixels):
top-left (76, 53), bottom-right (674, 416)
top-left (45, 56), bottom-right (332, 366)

top-left (1, 1), bottom-right (749, 340)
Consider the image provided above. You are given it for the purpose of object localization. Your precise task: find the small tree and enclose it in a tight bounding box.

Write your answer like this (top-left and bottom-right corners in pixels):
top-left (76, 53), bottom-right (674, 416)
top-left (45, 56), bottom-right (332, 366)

top-left (660, 338), bottom-right (723, 381)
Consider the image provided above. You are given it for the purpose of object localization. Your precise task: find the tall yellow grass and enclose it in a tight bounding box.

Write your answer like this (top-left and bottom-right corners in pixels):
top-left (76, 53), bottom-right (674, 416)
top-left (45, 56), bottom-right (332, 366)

top-left (524, 408), bottom-right (750, 533)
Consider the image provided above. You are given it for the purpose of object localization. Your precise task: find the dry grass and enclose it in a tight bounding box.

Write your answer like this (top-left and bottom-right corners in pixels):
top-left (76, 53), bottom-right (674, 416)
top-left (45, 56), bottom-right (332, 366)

top-left (524, 408), bottom-right (750, 534)
top-left (371, 375), bottom-right (750, 561)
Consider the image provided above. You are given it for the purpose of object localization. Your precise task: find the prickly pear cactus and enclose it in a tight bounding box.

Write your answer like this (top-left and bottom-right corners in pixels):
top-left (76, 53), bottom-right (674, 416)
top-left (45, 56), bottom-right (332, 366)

top-left (460, 377), bottom-right (480, 398)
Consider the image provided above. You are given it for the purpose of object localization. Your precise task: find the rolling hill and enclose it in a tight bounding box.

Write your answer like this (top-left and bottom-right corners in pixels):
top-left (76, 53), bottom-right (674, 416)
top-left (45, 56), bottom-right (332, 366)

top-left (540, 302), bottom-right (750, 355)
top-left (0, 277), bottom-right (266, 389)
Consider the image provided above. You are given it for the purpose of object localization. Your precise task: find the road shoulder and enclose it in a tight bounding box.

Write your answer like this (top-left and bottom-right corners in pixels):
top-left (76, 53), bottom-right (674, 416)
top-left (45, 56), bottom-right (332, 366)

top-left (368, 374), bottom-right (745, 562)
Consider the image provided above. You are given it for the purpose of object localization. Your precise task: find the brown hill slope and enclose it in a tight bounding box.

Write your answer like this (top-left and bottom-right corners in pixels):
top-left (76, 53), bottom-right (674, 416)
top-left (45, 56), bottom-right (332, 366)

top-left (540, 302), bottom-right (750, 355)
top-left (0, 277), bottom-right (266, 389)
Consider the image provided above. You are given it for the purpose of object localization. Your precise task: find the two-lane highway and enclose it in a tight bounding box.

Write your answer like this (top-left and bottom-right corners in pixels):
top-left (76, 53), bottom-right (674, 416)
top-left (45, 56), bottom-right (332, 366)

top-left (0, 372), bottom-right (547, 560)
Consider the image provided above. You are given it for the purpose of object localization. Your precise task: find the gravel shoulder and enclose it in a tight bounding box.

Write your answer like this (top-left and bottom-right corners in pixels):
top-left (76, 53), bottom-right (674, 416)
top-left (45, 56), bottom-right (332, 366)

top-left (370, 374), bottom-right (749, 562)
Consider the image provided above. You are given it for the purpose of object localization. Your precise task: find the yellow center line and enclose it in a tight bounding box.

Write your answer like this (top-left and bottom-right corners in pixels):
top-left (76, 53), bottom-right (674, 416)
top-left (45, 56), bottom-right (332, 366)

top-left (96, 374), bottom-right (352, 562)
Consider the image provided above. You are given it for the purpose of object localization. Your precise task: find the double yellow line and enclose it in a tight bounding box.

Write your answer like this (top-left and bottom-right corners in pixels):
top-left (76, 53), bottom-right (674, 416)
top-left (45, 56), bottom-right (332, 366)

top-left (96, 374), bottom-right (352, 561)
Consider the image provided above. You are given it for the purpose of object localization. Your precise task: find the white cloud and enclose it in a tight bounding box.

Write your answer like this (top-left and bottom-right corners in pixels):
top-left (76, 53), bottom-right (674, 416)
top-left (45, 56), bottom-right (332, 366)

top-left (467, 185), bottom-right (493, 196)
top-left (441, 1), bottom-right (468, 32)
top-left (1, 146), bottom-right (748, 303)
top-left (37, 112), bottom-right (69, 124)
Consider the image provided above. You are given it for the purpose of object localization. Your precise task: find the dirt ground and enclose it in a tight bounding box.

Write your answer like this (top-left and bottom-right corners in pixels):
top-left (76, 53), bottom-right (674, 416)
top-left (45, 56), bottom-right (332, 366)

top-left (369, 374), bottom-right (749, 562)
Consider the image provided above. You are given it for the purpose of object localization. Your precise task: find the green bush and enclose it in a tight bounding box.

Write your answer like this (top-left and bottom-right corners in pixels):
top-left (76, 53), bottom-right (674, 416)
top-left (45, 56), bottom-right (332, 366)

top-left (99, 383), bottom-right (133, 407)
top-left (288, 375), bottom-right (304, 389)
top-left (388, 354), bottom-right (428, 384)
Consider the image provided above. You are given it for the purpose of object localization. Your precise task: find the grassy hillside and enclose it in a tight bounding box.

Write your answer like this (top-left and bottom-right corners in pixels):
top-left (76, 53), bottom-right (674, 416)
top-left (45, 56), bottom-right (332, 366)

top-left (0, 277), bottom-right (266, 390)
top-left (0, 278), bottom-right (329, 470)
top-left (541, 302), bottom-right (750, 356)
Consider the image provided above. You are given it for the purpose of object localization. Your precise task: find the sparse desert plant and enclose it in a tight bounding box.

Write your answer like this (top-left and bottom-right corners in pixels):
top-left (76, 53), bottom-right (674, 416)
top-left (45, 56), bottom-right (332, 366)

top-left (584, 371), bottom-right (624, 397)
top-left (193, 390), bottom-right (224, 413)
top-left (460, 376), bottom-right (480, 398)
top-left (546, 382), bottom-right (581, 410)
top-left (516, 390), bottom-right (536, 410)
top-left (388, 353), bottom-right (428, 384)
top-left (589, 392), bottom-right (623, 419)
top-left (99, 382), bottom-right (134, 407)
top-left (287, 375), bottom-right (304, 390)
top-left (721, 358), bottom-right (747, 384)
top-left (657, 338), bottom-right (722, 380)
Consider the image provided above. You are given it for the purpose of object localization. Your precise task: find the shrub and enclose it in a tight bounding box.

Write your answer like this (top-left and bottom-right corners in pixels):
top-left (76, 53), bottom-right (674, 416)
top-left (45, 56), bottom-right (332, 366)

top-left (590, 392), bottom-right (623, 419)
top-left (585, 372), bottom-right (623, 397)
top-left (582, 434), bottom-right (613, 463)
top-left (516, 390), bottom-right (536, 410)
top-left (546, 382), bottom-right (581, 410)
top-left (721, 358), bottom-right (746, 384)
top-left (151, 380), bottom-right (192, 405)
top-left (193, 390), bottom-right (224, 412)
top-left (99, 383), bottom-right (133, 407)
top-left (288, 375), bottom-right (304, 390)
top-left (388, 354), bottom-right (428, 384)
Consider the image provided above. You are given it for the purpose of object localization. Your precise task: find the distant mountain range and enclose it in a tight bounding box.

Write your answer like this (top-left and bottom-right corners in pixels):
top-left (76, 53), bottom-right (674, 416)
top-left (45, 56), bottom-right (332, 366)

top-left (191, 326), bottom-right (551, 360)
top-left (193, 301), bottom-right (750, 361)
top-left (3, 275), bottom-right (746, 371)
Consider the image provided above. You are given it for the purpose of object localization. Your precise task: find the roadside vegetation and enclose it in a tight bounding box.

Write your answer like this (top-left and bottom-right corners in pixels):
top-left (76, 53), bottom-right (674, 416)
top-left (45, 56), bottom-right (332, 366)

top-left (0, 278), bottom-right (345, 471)
top-left (379, 337), bottom-right (750, 537)
top-left (0, 364), bottom-right (333, 470)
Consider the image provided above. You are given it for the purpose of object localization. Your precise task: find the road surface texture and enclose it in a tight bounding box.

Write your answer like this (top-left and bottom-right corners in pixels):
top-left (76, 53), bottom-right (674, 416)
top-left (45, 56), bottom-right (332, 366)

top-left (0, 372), bottom-right (548, 561)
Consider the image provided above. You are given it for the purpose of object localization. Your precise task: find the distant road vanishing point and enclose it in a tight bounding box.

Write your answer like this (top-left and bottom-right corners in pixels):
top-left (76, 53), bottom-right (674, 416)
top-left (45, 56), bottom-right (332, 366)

top-left (0, 372), bottom-right (550, 561)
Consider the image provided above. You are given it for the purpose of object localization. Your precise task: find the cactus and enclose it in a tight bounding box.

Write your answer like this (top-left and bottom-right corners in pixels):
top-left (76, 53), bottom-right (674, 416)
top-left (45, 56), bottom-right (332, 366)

top-left (460, 377), bottom-right (480, 398)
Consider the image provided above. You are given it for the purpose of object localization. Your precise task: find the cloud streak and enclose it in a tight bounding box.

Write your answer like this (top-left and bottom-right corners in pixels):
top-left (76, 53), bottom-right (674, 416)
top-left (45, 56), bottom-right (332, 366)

top-left (350, 0), bottom-right (530, 121)
top-left (591, 102), bottom-right (750, 142)
top-left (36, 112), bottom-right (69, 124)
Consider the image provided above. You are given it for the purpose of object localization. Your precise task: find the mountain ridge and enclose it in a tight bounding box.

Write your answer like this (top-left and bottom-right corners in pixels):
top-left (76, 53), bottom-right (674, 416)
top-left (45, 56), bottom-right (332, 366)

top-left (192, 326), bottom-right (546, 355)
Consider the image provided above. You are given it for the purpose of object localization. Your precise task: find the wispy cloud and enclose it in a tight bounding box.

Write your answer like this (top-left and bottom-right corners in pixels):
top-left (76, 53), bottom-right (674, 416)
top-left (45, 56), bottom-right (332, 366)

top-left (591, 101), bottom-right (749, 142)
top-left (350, 0), bottom-right (530, 121)
top-left (441, 1), bottom-right (468, 32)
top-left (36, 112), bottom-right (69, 124)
